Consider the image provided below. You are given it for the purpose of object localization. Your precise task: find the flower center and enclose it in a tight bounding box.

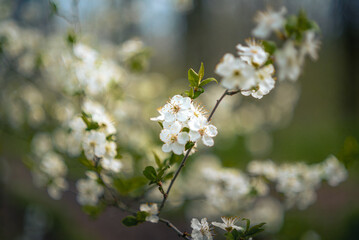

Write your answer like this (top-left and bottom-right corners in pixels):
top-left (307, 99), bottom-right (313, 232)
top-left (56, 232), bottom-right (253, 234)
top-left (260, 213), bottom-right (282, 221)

top-left (233, 70), bottom-right (241, 76)
top-left (172, 105), bottom-right (180, 113)
top-left (170, 135), bottom-right (177, 143)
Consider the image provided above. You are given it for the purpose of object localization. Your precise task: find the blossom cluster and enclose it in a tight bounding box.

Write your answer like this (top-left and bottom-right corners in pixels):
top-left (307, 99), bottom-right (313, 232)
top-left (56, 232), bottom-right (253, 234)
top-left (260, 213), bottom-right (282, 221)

top-left (151, 95), bottom-right (218, 155)
top-left (248, 155), bottom-right (347, 209)
top-left (252, 7), bottom-right (321, 82)
top-left (215, 39), bottom-right (275, 99)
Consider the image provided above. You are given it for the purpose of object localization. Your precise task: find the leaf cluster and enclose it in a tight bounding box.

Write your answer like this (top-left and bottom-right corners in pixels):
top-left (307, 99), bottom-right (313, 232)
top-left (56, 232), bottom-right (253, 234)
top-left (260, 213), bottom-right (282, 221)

top-left (185, 62), bottom-right (217, 99)
top-left (142, 153), bottom-right (179, 185)
top-left (225, 218), bottom-right (265, 240)
top-left (285, 10), bottom-right (319, 42)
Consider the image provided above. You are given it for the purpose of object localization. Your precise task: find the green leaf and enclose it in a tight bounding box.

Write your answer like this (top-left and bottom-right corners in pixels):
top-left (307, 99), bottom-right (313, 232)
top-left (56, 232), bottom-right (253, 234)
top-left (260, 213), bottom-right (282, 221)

top-left (198, 62), bottom-right (204, 82)
top-left (193, 87), bottom-right (204, 99)
top-left (66, 30), bottom-right (77, 45)
top-left (242, 218), bottom-right (251, 232)
top-left (246, 222), bottom-right (266, 237)
top-left (113, 176), bottom-right (147, 195)
top-left (185, 141), bottom-right (195, 150)
top-left (188, 68), bottom-right (199, 87)
top-left (153, 152), bottom-right (162, 168)
top-left (49, 1), bottom-right (58, 14)
top-left (143, 166), bottom-right (157, 182)
top-left (169, 153), bottom-right (182, 165)
top-left (262, 40), bottom-right (277, 55)
top-left (136, 211), bottom-right (149, 222)
top-left (158, 121), bottom-right (163, 129)
top-left (199, 78), bottom-right (218, 87)
top-left (225, 229), bottom-right (243, 240)
top-left (82, 205), bottom-right (105, 218)
top-left (163, 172), bottom-right (174, 181)
top-left (122, 216), bottom-right (139, 227)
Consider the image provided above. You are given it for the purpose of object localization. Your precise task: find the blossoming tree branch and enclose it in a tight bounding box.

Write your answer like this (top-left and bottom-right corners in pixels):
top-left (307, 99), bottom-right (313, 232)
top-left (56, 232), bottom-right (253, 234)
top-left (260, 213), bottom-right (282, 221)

top-left (0, 3), bottom-right (349, 240)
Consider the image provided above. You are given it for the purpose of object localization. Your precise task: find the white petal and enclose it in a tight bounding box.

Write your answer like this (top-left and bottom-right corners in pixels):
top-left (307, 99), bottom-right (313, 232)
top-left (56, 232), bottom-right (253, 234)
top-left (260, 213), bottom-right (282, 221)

top-left (205, 125), bottom-right (218, 137)
top-left (177, 132), bottom-right (189, 145)
top-left (191, 218), bottom-right (201, 230)
top-left (202, 136), bottom-right (214, 147)
top-left (189, 130), bottom-right (201, 142)
top-left (162, 144), bottom-right (172, 153)
top-left (170, 121), bottom-right (182, 134)
top-left (172, 142), bottom-right (185, 155)
top-left (160, 129), bottom-right (171, 143)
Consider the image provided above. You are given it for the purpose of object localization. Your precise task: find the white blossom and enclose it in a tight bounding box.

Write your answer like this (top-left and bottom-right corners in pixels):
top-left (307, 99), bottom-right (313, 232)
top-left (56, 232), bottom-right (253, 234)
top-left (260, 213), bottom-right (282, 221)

top-left (191, 218), bottom-right (213, 240)
top-left (241, 64), bottom-right (276, 99)
top-left (237, 39), bottom-right (269, 67)
top-left (76, 177), bottom-right (104, 206)
top-left (212, 217), bottom-right (243, 232)
top-left (322, 155), bottom-right (348, 187)
top-left (188, 115), bottom-right (218, 147)
top-left (140, 203), bottom-right (159, 223)
top-left (275, 41), bottom-right (302, 81)
top-left (215, 53), bottom-right (256, 90)
top-left (157, 95), bottom-right (192, 123)
top-left (300, 31), bottom-right (321, 61)
top-left (82, 131), bottom-right (107, 160)
top-left (160, 121), bottom-right (189, 155)
top-left (252, 7), bottom-right (287, 39)
top-left (101, 158), bottom-right (122, 173)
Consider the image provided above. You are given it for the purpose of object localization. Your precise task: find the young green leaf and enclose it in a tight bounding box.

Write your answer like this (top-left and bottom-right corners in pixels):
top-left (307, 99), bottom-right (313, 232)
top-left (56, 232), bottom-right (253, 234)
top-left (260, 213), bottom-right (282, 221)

top-left (143, 166), bottom-right (157, 182)
top-left (262, 40), bottom-right (277, 55)
top-left (136, 211), bottom-right (149, 222)
top-left (153, 152), bottom-right (162, 168)
top-left (122, 216), bottom-right (139, 226)
top-left (199, 78), bottom-right (218, 87)
top-left (198, 62), bottom-right (205, 82)
top-left (193, 87), bottom-right (204, 99)
top-left (188, 68), bottom-right (199, 87)
top-left (246, 222), bottom-right (266, 237)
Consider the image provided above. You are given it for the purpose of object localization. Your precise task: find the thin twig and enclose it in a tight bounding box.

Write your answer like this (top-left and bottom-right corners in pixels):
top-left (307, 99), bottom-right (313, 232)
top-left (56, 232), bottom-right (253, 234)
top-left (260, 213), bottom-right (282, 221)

top-left (93, 157), bottom-right (190, 239)
top-left (159, 218), bottom-right (191, 240)
top-left (158, 89), bottom-right (240, 214)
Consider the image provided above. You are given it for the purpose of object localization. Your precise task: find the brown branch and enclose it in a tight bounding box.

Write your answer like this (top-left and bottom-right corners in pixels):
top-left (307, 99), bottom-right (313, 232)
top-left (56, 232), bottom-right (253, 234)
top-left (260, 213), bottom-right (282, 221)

top-left (93, 157), bottom-right (190, 239)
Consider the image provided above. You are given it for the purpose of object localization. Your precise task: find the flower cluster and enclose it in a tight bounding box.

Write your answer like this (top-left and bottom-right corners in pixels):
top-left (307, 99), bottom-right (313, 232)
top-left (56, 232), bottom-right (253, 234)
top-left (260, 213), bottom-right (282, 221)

top-left (253, 8), bottom-right (321, 82)
top-left (248, 155), bottom-right (347, 209)
top-left (139, 203), bottom-right (159, 223)
top-left (215, 39), bottom-right (275, 99)
top-left (32, 151), bottom-right (69, 200)
top-left (69, 43), bottom-right (124, 96)
top-left (69, 99), bottom-right (122, 173)
top-left (151, 95), bottom-right (217, 155)
top-left (76, 172), bottom-right (105, 206)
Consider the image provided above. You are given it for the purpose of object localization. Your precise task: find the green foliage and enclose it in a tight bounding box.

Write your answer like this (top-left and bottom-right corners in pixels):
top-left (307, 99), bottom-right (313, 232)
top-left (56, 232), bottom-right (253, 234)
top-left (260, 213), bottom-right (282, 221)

top-left (143, 166), bottom-right (157, 183)
top-left (49, 1), bottom-right (58, 14)
top-left (122, 216), bottom-right (139, 226)
top-left (126, 48), bottom-right (152, 73)
top-left (339, 136), bottom-right (359, 167)
top-left (284, 10), bottom-right (319, 42)
top-left (82, 204), bottom-right (106, 218)
top-left (113, 176), bottom-right (148, 196)
top-left (185, 141), bottom-right (195, 150)
top-left (122, 211), bottom-right (150, 227)
top-left (225, 218), bottom-right (266, 240)
top-left (66, 30), bottom-right (77, 46)
top-left (185, 62), bottom-right (217, 99)
top-left (262, 40), bottom-right (277, 56)
top-left (81, 112), bottom-right (100, 131)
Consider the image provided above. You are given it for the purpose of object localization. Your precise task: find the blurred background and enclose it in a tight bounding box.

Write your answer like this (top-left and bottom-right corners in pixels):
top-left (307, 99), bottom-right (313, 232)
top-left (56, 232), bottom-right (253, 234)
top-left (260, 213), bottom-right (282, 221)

top-left (0, 0), bottom-right (358, 239)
